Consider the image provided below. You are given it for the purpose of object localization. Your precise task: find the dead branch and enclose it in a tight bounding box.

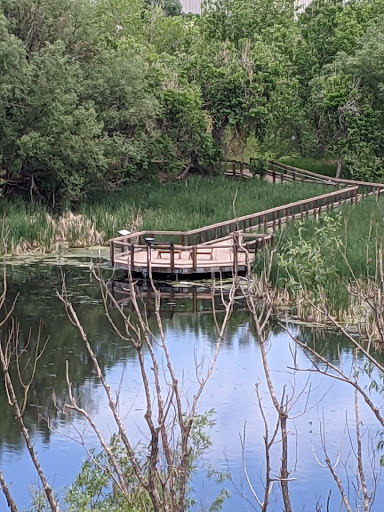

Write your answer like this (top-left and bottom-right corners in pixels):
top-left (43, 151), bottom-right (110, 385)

top-left (57, 262), bottom-right (235, 512)
top-left (244, 270), bottom-right (293, 512)
top-left (0, 331), bottom-right (59, 512)
top-left (0, 470), bottom-right (18, 512)
top-left (280, 323), bottom-right (384, 429)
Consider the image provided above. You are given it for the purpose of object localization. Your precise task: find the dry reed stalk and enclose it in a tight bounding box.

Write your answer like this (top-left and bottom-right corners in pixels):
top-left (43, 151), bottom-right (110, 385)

top-left (247, 274), bottom-right (384, 345)
top-left (46, 212), bottom-right (104, 247)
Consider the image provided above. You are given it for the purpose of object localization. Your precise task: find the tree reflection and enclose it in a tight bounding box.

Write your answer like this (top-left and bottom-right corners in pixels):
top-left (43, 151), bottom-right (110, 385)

top-left (0, 265), bottom-right (368, 454)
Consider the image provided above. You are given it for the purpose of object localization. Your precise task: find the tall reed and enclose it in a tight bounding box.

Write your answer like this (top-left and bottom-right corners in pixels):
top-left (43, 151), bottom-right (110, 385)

top-left (82, 177), bottom-right (327, 239)
top-left (255, 196), bottom-right (384, 312)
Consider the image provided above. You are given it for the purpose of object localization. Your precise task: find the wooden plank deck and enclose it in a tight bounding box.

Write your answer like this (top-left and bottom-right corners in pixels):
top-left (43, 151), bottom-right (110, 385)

top-left (109, 185), bottom-right (360, 276)
top-left (113, 235), bottom-right (271, 275)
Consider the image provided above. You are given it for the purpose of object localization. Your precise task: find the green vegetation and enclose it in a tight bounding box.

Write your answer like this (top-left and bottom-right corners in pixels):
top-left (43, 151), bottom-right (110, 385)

top-left (4, 2), bottom-right (384, 508)
top-left (2, 0), bottom-right (384, 210)
top-left (278, 156), bottom-right (342, 178)
top-left (254, 196), bottom-right (384, 310)
top-left (2, 178), bottom-right (327, 254)
top-left (82, 178), bottom-right (327, 237)
top-left (2, 0), bottom-right (384, 302)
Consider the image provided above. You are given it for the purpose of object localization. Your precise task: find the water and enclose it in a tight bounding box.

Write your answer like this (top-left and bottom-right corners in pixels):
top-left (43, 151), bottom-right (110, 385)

top-left (0, 252), bottom-right (383, 511)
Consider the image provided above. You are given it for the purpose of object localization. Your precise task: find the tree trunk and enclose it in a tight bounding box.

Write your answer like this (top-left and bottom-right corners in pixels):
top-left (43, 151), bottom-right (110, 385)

top-left (336, 153), bottom-right (343, 179)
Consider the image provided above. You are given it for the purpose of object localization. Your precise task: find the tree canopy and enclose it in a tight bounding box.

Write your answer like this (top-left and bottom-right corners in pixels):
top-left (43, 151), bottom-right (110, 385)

top-left (1, 0), bottom-right (384, 206)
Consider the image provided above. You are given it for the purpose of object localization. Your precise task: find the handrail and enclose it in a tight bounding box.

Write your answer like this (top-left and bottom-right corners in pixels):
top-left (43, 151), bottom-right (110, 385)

top-left (270, 160), bottom-right (384, 191)
top-left (115, 238), bottom-right (273, 254)
top-left (110, 186), bottom-right (358, 249)
top-left (184, 186), bottom-right (357, 240)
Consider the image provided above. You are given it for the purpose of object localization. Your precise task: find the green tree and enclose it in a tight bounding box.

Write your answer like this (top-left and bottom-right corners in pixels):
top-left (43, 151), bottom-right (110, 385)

top-left (0, 36), bottom-right (106, 205)
top-left (309, 13), bottom-right (384, 180)
top-left (154, 87), bottom-right (218, 175)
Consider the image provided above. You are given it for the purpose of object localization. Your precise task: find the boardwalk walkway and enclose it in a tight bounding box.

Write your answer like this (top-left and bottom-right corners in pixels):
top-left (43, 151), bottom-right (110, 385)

top-left (109, 160), bottom-right (384, 276)
top-left (109, 182), bottom-right (362, 276)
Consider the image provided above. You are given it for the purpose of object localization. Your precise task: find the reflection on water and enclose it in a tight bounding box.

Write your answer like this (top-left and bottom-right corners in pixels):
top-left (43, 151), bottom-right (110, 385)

top-left (0, 258), bottom-right (383, 511)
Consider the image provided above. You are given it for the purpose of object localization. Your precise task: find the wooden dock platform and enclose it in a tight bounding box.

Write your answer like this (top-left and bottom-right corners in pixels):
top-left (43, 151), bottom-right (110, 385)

top-left (109, 186), bottom-right (359, 276)
top-left (112, 233), bottom-right (273, 275)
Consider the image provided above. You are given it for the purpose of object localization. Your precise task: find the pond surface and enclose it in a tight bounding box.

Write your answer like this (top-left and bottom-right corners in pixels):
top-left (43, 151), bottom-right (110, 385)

top-left (0, 252), bottom-right (383, 511)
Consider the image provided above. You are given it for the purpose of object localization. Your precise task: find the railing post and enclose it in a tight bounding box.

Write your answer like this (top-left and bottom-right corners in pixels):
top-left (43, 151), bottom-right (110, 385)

top-left (110, 241), bottom-right (115, 267)
top-left (192, 245), bottom-right (197, 272)
top-left (240, 160), bottom-right (244, 178)
top-left (233, 233), bottom-right (239, 274)
top-left (170, 243), bottom-right (175, 272)
top-left (147, 243), bottom-right (151, 276)
top-left (130, 243), bottom-right (135, 268)
top-left (232, 161), bottom-right (236, 177)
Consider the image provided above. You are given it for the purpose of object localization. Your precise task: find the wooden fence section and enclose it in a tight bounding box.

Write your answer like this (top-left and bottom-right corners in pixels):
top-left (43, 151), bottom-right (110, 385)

top-left (109, 186), bottom-right (358, 275)
top-left (111, 233), bottom-right (274, 275)
top-left (221, 158), bottom-right (384, 197)
top-left (221, 160), bottom-right (253, 179)
top-left (268, 161), bottom-right (384, 196)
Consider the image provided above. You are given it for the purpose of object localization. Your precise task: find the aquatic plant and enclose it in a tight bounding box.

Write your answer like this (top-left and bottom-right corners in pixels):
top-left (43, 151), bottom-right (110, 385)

top-left (3, 178), bottom-right (326, 255)
top-left (82, 177), bottom-right (327, 238)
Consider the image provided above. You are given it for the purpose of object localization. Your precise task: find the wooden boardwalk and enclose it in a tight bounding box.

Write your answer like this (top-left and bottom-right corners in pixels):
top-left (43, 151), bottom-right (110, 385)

top-left (109, 185), bottom-right (359, 276)
top-left (112, 233), bottom-right (273, 275)
top-left (222, 160), bottom-right (253, 179)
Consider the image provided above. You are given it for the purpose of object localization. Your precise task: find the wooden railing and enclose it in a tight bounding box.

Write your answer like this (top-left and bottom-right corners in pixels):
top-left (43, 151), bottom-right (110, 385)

top-left (268, 161), bottom-right (384, 196)
top-left (110, 233), bottom-right (273, 272)
top-left (221, 160), bottom-right (251, 178)
top-left (110, 186), bottom-right (358, 267)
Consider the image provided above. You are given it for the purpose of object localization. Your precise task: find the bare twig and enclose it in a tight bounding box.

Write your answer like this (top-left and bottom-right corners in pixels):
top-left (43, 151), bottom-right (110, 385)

top-left (0, 470), bottom-right (18, 512)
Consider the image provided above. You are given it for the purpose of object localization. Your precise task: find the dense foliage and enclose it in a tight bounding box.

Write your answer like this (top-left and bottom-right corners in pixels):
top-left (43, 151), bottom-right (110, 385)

top-left (1, 0), bottom-right (384, 206)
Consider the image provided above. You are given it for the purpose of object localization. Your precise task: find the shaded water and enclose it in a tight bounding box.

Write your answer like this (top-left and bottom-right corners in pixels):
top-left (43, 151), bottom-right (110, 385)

top-left (0, 252), bottom-right (383, 511)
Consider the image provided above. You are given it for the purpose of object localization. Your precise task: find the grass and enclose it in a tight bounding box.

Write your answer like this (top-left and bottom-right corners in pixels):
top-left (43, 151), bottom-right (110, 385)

top-left (278, 155), bottom-right (344, 178)
top-left (1, 200), bottom-right (55, 253)
top-left (82, 177), bottom-right (328, 239)
top-left (255, 196), bottom-right (384, 310)
top-left (2, 177), bottom-right (327, 255)
top-left (0, 200), bottom-right (103, 255)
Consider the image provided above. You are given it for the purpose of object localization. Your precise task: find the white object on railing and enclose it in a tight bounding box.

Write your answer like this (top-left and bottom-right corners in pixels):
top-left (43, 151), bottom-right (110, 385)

top-left (118, 229), bottom-right (131, 236)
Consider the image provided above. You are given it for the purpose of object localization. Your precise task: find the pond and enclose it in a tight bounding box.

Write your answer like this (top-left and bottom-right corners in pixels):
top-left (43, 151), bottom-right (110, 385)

top-left (0, 251), bottom-right (383, 511)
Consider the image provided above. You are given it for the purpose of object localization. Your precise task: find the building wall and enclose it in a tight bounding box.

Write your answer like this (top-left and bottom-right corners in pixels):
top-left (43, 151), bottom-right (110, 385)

top-left (181, 0), bottom-right (203, 14)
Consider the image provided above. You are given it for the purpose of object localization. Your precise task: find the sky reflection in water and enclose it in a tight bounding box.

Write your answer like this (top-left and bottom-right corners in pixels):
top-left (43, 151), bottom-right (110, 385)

top-left (0, 257), bottom-right (383, 511)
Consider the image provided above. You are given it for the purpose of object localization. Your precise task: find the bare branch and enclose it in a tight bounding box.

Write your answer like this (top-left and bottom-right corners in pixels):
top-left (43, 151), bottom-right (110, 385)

top-left (0, 470), bottom-right (18, 512)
